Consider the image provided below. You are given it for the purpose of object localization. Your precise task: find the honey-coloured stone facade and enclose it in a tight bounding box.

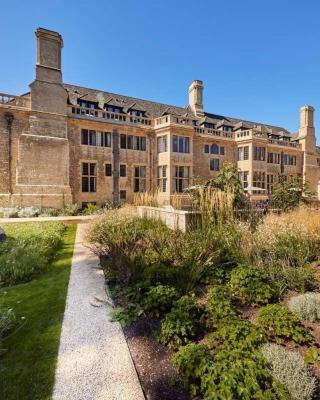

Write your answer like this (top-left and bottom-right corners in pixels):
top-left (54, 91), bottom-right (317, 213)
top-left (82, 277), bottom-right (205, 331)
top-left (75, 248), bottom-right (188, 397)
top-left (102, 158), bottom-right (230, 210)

top-left (1, 28), bottom-right (320, 208)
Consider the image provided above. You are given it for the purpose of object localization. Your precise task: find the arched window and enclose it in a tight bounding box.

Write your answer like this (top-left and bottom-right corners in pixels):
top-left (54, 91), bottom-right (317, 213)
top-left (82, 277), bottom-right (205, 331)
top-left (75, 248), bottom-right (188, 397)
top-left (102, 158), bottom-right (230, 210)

top-left (210, 143), bottom-right (219, 154)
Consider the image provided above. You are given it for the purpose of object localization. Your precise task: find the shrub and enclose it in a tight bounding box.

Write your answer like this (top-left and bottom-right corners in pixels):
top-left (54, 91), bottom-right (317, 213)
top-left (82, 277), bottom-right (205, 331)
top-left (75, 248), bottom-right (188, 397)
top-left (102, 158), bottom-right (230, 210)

top-left (203, 286), bottom-right (237, 326)
top-left (229, 265), bottom-right (273, 305)
top-left (206, 318), bottom-right (266, 352)
top-left (142, 284), bottom-right (177, 317)
top-left (173, 343), bottom-right (286, 400)
top-left (110, 305), bottom-right (143, 327)
top-left (88, 215), bottom-right (170, 284)
top-left (0, 222), bottom-right (66, 286)
top-left (200, 348), bottom-right (287, 400)
top-left (257, 304), bottom-right (312, 344)
top-left (288, 292), bottom-right (320, 322)
top-left (172, 344), bottom-right (213, 397)
top-left (158, 294), bottom-right (200, 348)
top-left (81, 203), bottom-right (100, 215)
top-left (261, 343), bottom-right (316, 400)
top-left (264, 262), bottom-right (314, 299)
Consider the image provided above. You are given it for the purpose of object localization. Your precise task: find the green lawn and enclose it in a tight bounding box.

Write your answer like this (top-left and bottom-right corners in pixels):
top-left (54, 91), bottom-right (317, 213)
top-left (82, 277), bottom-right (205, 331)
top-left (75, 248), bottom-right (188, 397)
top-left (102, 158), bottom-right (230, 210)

top-left (0, 224), bottom-right (77, 400)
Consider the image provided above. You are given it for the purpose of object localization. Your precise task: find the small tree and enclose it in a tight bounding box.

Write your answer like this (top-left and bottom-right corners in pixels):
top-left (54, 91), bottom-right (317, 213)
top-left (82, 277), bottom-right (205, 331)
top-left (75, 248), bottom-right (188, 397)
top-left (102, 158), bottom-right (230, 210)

top-left (272, 176), bottom-right (310, 211)
top-left (207, 162), bottom-right (244, 204)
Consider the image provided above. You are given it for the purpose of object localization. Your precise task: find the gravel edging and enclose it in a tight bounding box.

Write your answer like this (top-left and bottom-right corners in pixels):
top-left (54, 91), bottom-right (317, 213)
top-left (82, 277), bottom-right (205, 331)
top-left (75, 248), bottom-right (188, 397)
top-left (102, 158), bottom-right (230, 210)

top-left (53, 224), bottom-right (144, 400)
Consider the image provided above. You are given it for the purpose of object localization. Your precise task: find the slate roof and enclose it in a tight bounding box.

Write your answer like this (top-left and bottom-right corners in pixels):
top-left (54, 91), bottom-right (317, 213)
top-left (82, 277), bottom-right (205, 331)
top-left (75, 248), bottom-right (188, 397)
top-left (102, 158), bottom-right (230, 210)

top-left (64, 83), bottom-right (294, 138)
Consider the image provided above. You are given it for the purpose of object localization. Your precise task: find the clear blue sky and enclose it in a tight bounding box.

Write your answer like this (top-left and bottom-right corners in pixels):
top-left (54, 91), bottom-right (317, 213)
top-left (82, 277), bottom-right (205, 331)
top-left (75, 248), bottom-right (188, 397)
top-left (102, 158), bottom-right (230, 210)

top-left (1, 0), bottom-right (320, 140)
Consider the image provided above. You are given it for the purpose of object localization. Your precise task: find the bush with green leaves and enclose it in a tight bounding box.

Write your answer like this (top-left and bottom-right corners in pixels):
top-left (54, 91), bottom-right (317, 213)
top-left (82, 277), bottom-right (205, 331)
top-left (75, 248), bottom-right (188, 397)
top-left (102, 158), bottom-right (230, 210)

top-left (142, 284), bottom-right (177, 317)
top-left (261, 343), bottom-right (316, 400)
top-left (110, 305), bottom-right (143, 327)
top-left (206, 317), bottom-right (266, 352)
top-left (203, 285), bottom-right (237, 326)
top-left (257, 304), bottom-right (312, 344)
top-left (174, 344), bottom-right (287, 400)
top-left (172, 343), bottom-right (213, 397)
top-left (200, 348), bottom-right (287, 400)
top-left (158, 294), bottom-right (200, 348)
top-left (0, 222), bottom-right (66, 286)
top-left (264, 262), bottom-right (314, 299)
top-left (229, 265), bottom-right (273, 305)
top-left (288, 292), bottom-right (320, 322)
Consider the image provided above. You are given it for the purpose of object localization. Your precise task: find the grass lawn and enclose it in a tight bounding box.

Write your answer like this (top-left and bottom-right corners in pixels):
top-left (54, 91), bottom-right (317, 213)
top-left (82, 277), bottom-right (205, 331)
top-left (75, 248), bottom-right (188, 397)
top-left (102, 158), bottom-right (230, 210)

top-left (0, 224), bottom-right (77, 400)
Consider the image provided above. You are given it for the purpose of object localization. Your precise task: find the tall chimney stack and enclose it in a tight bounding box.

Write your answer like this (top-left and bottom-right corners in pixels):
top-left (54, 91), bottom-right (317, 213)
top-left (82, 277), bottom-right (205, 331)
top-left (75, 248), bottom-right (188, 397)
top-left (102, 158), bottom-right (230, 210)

top-left (188, 80), bottom-right (204, 116)
top-left (30, 27), bottom-right (66, 114)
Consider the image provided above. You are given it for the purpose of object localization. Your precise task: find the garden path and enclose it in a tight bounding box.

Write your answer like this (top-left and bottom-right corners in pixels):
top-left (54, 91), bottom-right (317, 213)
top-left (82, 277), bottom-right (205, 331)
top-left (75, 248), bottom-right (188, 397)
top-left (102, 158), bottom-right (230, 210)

top-left (53, 223), bottom-right (144, 400)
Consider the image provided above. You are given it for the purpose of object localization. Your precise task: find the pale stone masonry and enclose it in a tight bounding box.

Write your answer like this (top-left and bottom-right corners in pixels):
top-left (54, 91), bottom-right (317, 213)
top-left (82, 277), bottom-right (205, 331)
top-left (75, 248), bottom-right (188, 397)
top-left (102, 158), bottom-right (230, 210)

top-left (1, 27), bottom-right (320, 208)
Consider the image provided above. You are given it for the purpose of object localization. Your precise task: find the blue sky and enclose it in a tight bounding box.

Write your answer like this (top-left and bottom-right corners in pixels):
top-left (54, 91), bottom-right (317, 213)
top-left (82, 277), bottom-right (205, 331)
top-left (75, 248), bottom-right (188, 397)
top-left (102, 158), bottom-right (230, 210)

top-left (1, 0), bottom-right (320, 140)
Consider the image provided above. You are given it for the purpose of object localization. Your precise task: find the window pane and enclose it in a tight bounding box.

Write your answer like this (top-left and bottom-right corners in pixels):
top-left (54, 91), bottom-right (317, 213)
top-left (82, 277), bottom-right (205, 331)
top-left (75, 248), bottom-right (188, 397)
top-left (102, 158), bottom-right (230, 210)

top-left (82, 177), bottom-right (89, 192)
top-left (120, 134), bottom-right (127, 149)
top-left (141, 137), bottom-right (146, 151)
top-left (90, 163), bottom-right (96, 176)
top-left (90, 177), bottom-right (96, 192)
top-left (173, 136), bottom-right (178, 152)
top-left (89, 130), bottom-right (96, 146)
top-left (185, 137), bottom-right (190, 153)
top-left (120, 164), bottom-right (126, 177)
top-left (82, 162), bottom-right (88, 176)
top-left (81, 129), bottom-right (88, 145)
top-left (105, 164), bottom-right (112, 176)
top-left (127, 135), bottom-right (133, 149)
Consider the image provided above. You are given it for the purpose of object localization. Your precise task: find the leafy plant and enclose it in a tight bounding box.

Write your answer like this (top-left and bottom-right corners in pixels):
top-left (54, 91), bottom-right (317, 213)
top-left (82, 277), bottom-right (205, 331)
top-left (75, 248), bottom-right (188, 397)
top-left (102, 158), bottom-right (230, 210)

top-left (304, 347), bottom-right (320, 364)
top-left (81, 203), bottom-right (100, 215)
top-left (172, 343), bottom-right (213, 397)
top-left (205, 318), bottom-right (266, 352)
top-left (288, 292), bottom-right (320, 322)
top-left (272, 176), bottom-right (310, 211)
top-left (110, 305), bottom-right (143, 327)
top-left (257, 304), bottom-right (312, 344)
top-left (229, 265), bottom-right (274, 305)
top-left (201, 348), bottom-right (287, 400)
top-left (158, 294), bottom-right (200, 348)
top-left (203, 285), bottom-right (237, 326)
top-left (261, 343), bottom-right (316, 400)
top-left (142, 284), bottom-right (177, 317)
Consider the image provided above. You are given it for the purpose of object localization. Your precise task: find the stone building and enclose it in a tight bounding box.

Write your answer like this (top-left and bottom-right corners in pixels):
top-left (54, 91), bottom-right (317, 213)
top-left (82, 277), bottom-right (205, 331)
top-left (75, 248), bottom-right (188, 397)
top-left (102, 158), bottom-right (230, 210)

top-left (1, 27), bottom-right (320, 208)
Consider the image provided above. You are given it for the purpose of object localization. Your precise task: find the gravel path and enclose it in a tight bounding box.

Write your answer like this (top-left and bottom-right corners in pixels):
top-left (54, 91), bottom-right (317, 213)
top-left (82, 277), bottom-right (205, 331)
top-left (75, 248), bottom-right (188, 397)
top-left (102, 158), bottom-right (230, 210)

top-left (53, 224), bottom-right (145, 400)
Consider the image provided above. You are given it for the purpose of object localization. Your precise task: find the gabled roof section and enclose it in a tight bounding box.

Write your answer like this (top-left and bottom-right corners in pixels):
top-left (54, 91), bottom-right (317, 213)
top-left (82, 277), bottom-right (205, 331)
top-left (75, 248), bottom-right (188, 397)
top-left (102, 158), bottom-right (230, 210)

top-left (64, 83), bottom-right (189, 119)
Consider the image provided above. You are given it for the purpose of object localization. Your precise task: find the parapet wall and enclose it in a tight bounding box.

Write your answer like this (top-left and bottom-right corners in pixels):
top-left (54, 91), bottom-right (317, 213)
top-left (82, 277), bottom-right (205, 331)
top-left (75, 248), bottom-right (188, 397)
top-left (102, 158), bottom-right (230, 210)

top-left (137, 205), bottom-right (199, 232)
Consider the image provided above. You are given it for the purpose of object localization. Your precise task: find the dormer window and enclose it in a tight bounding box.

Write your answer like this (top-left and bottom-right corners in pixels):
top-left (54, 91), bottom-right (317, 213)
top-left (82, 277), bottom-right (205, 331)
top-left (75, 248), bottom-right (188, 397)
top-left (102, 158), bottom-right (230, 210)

top-left (129, 109), bottom-right (145, 117)
top-left (204, 122), bottom-right (215, 129)
top-left (106, 105), bottom-right (123, 113)
top-left (79, 100), bottom-right (98, 109)
top-left (223, 126), bottom-right (232, 132)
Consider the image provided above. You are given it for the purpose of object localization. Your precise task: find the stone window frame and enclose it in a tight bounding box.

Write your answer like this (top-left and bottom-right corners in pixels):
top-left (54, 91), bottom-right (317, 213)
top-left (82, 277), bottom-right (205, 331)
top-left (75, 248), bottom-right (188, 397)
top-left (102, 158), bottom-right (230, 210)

top-left (157, 165), bottom-right (167, 193)
top-left (172, 165), bottom-right (190, 193)
top-left (81, 161), bottom-right (97, 193)
top-left (133, 165), bottom-right (147, 193)
top-left (210, 158), bottom-right (220, 171)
